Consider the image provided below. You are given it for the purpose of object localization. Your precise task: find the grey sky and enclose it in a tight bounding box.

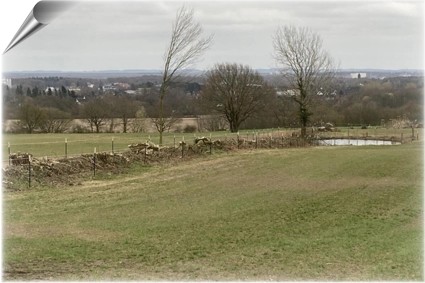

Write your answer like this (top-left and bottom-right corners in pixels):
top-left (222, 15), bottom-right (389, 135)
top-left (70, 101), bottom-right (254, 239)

top-left (2, 0), bottom-right (424, 72)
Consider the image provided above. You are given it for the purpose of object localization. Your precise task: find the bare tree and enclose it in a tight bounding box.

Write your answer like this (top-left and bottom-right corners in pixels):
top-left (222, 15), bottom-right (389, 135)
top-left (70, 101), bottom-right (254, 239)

top-left (131, 106), bottom-right (148, 133)
top-left (156, 6), bottom-right (213, 144)
top-left (82, 99), bottom-right (109, 133)
top-left (152, 114), bottom-right (181, 134)
top-left (104, 95), bottom-right (140, 133)
top-left (200, 63), bottom-right (275, 133)
top-left (18, 101), bottom-right (46, 133)
top-left (40, 107), bottom-right (72, 133)
top-left (196, 115), bottom-right (228, 132)
top-left (273, 25), bottom-right (335, 138)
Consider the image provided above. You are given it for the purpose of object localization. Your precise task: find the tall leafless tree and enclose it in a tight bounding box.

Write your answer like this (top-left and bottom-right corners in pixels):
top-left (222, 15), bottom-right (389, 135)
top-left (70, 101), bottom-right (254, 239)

top-left (273, 25), bottom-right (335, 138)
top-left (156, 6), bottom-right (213, 144)
top-left (82, 99), bottom-right (109, 133)
top-left (40, 107), bottom-right (71, 133)
top-left (104, 95), bottom-right (140, 133)
top-left (200, 63), bottom-right (275, 133)
top-left (18, 101), bottom-right (46, 133)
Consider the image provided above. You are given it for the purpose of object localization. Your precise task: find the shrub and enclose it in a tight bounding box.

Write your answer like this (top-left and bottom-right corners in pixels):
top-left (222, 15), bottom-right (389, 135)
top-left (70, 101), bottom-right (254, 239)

top-left (183, 125), bottom-right (197, 133)
top-left (71, 124), bottom-right (90, 133)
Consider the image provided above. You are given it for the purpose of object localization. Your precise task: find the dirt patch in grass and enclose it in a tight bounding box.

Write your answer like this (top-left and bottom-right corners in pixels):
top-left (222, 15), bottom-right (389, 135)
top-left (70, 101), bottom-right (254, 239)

top-left (5, 223), bottom-right (123, 242)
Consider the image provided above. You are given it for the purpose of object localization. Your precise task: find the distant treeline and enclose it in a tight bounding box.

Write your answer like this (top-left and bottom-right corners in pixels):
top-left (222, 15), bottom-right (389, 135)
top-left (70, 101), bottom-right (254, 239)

top-left (2, 74), bottom-right (423, 133)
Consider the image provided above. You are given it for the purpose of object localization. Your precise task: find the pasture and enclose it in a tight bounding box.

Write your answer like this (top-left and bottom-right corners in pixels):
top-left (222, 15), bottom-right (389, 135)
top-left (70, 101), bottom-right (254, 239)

top-left (3, 140), bottom-right (423, 280)
top-left (2, 126), bottom-right (419, 161)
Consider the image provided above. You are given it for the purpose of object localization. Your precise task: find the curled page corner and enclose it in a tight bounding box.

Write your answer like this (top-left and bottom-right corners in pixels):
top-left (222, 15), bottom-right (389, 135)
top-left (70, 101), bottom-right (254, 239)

top-left (3, 1), bottom-right (76, 54)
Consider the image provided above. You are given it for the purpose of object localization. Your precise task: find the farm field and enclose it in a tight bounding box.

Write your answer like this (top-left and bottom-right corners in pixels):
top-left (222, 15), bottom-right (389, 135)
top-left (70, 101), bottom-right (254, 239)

top-left (3, 141), bottom-right (423, 280)
top-left (2, 131), bottom-right (247, 161)
top-left (2, 127), bottom-right (419, 162)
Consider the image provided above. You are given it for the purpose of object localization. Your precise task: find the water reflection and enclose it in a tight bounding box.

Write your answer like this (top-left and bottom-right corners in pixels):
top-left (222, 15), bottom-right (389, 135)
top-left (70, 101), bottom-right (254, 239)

top-left (318, 139), bottom-right (401, 146)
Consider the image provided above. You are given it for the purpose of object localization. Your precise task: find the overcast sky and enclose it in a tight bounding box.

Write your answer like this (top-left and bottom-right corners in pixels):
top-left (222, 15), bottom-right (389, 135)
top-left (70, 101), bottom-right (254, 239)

top-left (1, 0), bottom-right (424, 72)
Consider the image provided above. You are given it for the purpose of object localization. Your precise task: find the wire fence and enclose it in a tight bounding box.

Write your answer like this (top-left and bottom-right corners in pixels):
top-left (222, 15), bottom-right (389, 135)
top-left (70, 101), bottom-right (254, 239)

top-left (3, 127), bottom-right (421, 189)
top-left (3, 126), bottom-right (421, 167)
top-left (3, 131), bottom-right (276, 164)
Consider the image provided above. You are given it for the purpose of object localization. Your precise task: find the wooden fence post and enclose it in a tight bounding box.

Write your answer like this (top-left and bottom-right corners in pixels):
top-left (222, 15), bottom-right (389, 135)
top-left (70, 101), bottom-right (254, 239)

top-left (65, 138), bottom-right (68, 159)
top-left (28, 155), bottom-right (32, 188)
top-left (209, 133), bottom-right (212, 154)
top-left (181, 136), bottom-right (185, 158)
top-left (93, 147), bottom-right (97, 177)
top-left (8, 142), bottom-right (11, 166)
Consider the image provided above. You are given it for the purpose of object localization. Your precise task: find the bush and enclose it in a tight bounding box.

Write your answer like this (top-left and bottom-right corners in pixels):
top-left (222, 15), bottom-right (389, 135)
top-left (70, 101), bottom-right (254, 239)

top-left (71, 124), bottom-right (90, 133)
top-left (183, 125), bottom-right (197, 133)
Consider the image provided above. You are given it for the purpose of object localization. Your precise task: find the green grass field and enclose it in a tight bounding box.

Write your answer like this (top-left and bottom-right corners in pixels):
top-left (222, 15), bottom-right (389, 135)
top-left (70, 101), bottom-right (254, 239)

top-left (3, 141), bottom-right (423, 280)
top-left (2, 127), bottom-right (419, 161)
top-left (2, 131), bottom-right (241, 160)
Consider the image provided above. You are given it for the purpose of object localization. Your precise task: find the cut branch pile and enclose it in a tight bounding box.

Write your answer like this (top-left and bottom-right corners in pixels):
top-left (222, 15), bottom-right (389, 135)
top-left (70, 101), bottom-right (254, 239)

top-left (9, 153), bottom-right (32, 165)
top-left (128, 141), bottom-right (168, 154)
top-left (3, 134), bottom-right (324, 190)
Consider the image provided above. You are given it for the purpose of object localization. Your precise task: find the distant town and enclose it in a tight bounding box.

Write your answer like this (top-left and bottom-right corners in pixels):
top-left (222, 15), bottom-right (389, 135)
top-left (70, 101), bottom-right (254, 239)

top-left (2, 68), bottom-right (423, 80)
top-left (2, 68), bottom-right (423, 134)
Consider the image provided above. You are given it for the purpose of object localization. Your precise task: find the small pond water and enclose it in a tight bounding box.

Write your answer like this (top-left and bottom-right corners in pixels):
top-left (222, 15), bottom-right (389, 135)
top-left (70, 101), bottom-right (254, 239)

top-left (319, 139), bottom-right (401, 146)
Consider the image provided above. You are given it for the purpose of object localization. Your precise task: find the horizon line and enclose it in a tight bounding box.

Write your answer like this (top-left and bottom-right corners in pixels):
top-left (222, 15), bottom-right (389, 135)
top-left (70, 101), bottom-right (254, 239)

top-left (3, 68), bottom-right (424, 73)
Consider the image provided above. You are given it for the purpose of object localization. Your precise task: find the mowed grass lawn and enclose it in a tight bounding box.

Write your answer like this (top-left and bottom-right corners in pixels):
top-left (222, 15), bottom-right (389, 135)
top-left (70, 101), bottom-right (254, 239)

top-left (3, 142), bottom-right (423, 280)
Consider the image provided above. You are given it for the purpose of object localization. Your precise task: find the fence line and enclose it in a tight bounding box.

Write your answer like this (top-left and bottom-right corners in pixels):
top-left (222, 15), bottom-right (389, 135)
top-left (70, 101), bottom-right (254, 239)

top-left (4, 137), bottom-right (128, 146)
top-left (3, 127), bottom-right (420, 165)
top-left (2, 131), bottom-right (278, 164)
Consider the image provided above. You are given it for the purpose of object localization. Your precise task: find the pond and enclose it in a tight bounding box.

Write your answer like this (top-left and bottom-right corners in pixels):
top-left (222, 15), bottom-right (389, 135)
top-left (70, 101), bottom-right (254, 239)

top-left (318, 139), bottom-right (401, 146)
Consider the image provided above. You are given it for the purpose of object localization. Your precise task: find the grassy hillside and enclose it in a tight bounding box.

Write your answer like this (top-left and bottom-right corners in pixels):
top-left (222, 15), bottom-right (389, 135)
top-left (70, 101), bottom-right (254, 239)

top-left (3, 143), bottom-right (423, 280)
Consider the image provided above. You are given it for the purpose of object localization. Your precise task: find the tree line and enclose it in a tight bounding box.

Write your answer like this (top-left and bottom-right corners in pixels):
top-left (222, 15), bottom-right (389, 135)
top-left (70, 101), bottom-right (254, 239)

top-left (2, 6), bottom-right (423, 137)
top-left (3, 73), bottom-right (422, 134)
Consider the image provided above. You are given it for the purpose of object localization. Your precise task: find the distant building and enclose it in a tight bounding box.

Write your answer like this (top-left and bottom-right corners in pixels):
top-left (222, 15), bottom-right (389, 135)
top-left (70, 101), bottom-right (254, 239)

top-left (113, 82), bottom-right (131, 90)
top-left (103, 84), bottom-right (116, 91)
top-left (45, 86), bottom-right (59, 93)
top-left (2, 78), bottom-right (12, 88)
top-left (280, 89), bottom-right (299, 96)
top-left (68, 87), bottom-right (81, 93)
top-left (350, 73), bottom-right (367, 79)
